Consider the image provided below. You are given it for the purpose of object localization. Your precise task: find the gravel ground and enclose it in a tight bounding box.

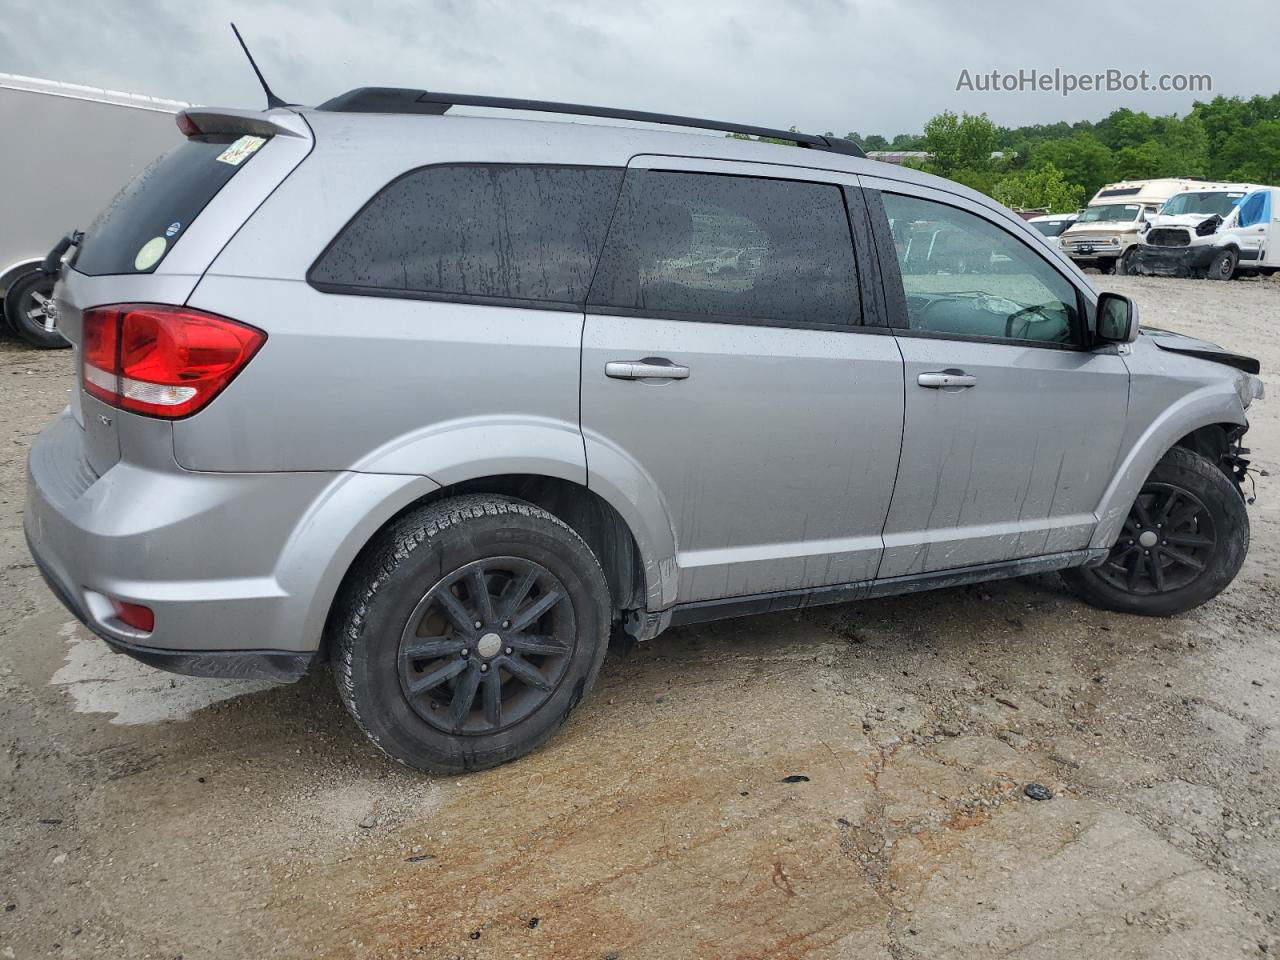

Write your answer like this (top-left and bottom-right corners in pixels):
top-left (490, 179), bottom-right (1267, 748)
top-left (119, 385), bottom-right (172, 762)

top-left (1, 275), bottom-right (1278, 959)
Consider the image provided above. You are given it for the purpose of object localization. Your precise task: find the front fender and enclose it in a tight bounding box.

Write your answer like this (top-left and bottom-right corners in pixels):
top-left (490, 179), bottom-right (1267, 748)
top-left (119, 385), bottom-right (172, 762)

top-left (1091, 382), bottom-right (1246, 549)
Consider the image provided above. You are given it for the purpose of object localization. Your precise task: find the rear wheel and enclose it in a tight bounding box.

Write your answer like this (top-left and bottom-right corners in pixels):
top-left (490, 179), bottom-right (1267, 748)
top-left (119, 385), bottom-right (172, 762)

top-left (3, 270), bottom-right (67, 349)
top-left (1062, 447), bottom-right (1248, 616)
top-left (1209, 249), bottom-right (1238, 281)
top-left (332, 495), bottom-right (611, 773)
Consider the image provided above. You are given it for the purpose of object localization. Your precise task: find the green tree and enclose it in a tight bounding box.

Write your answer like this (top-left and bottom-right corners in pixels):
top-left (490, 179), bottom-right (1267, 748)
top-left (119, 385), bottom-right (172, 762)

top-left (859, 133), bottom-right (890, 151)
top-left (920, 111), bottom-right (998, 178)
top-left (1028, 134), bottom-right (1114, 200)
top-left (1153, 114), bottom-right (1209, 176)
top-left (1112, 140), bottom-right (1167, 180)
top-left (992, 163), bottom-right (1085, 213)
top-left (1219, 120), bottom-right (1280, 184)
top-left (1096, 108), bottom-right (1156, 150)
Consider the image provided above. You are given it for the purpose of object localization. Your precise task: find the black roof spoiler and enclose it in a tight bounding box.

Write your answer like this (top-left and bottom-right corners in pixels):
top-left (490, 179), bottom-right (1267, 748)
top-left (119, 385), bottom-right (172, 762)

top-left (315, 87), bottom-right (866, 158)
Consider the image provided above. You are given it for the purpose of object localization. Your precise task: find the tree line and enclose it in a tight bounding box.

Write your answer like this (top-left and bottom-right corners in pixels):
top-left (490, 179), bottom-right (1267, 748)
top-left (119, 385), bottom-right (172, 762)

top-left (820, 93), bottom-right (1280, 213)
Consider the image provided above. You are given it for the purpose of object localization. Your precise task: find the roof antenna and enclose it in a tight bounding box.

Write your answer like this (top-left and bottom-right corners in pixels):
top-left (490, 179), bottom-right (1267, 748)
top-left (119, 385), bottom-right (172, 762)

top-left (230, 23), bottom-right (287, 109)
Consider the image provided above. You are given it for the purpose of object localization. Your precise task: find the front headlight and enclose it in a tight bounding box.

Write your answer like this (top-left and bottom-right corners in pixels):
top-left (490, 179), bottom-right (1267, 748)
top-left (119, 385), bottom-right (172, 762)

top-left (1236, 373), bottom-right (1265, 409)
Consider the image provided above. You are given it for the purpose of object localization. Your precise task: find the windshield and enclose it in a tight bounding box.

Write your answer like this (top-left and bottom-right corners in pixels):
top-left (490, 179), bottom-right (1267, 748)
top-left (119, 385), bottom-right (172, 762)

top-left (1031, 220), bottom-right (1071, 237)
top-left (1159, 191), bottom-right (1246, 217)
top-left (1078, 203), bottom-right (1142, 224)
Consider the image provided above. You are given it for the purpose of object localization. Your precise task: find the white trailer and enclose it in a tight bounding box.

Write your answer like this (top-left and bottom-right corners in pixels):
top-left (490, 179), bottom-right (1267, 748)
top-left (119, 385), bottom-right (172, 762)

top-left (0, 73), bottom-right (189, 347)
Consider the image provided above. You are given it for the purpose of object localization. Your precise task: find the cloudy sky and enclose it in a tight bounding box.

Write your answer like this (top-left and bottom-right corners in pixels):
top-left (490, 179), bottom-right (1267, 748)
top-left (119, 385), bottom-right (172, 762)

top-left (4, 0), bottom-right (1275, 137)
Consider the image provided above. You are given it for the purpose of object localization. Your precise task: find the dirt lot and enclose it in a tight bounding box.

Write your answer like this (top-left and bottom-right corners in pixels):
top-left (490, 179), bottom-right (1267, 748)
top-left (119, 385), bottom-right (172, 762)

top-left (1, 275), bottom-right (1278, 959)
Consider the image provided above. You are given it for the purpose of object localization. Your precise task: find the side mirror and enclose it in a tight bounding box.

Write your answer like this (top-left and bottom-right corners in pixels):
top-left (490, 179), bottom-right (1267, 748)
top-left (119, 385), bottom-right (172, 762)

top-left (1095, 292), bottom-right (1139, 344)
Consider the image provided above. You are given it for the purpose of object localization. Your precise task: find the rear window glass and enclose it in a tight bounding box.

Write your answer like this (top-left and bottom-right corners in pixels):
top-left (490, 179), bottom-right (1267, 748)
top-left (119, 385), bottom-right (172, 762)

top-left (586, 170), bottom-right (860, 327)
top-left (74, 135), bottom-right (267, 277)
top-left (308, 165), bottom-right (625, 307)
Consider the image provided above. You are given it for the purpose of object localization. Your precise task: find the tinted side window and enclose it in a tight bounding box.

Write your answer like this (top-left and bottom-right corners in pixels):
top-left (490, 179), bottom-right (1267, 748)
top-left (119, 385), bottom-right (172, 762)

top-left (309, 165), bottom-right (623, 307)
top-left (587, 171), bottom-right (860, 327)
top-left (882, 193), bottom-right (1080, 346)
top-left (75, 135), bottom-right (268, 276)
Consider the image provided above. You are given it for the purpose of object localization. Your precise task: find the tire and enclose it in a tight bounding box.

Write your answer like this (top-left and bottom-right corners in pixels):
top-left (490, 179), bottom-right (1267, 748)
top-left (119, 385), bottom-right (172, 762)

top-left (1208, 249), bottom-right (1237, 281)
top-left (1097, 258), bottom-right (1117, 275)
top-left (1062, 446), bottom-right (1248, 617)
top-left (3, 270), bottom-right (68, 349)
top-left (332, 495), bottom-right (611, 773)
top-left (1117, 248), bottom-right (1138, 276)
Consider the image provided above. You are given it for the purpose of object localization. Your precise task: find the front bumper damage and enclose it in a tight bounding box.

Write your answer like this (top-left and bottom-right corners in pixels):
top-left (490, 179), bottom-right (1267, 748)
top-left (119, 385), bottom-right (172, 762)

top-left (1131, 243), bottom-right (1219, 277)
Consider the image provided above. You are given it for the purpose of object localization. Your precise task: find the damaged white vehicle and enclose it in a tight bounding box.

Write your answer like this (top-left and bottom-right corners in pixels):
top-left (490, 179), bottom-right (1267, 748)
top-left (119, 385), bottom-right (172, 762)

top-left (1135, 185), bottom-right (1280, 280)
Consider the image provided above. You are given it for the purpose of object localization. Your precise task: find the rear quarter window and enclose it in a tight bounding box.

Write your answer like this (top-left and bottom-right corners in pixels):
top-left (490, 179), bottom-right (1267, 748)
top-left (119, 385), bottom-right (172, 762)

top-left (74, 134), bottom-right (268, 276)
top-left (308, 164), bottom-right (625, 308)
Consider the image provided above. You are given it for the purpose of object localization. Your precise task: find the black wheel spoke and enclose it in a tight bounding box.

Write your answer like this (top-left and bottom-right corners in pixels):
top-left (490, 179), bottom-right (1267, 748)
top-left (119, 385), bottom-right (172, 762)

top-left (501, 568), bottom-right (539, 619)
top-left (408, 658), bottom-right (468, 696)
top-left (1164, 533), bottom-right (1213, 548)
top-left (469, 568), bottom-right (496, 625)
top-left (436, 589), bottom-right (478, 635)
top-left (1150, 552), bottom-right (1166, 592)
top-left (1127, 552), bottom-right (1146, 592)
top-left (401, 636), bottom-right (466, 662)
top-left (1153, 490), bottom-right (1180, 527)
top-left (508, 633), bottom-right (568, 656)
top-left (502, 653), bottom-right (552, 691)
top-left (483, 671), bottom-right (503, 727)
top-left (1133, 498), bottom-right (1155, 529)
top-left (509, 589), bottom-right (564, 632)
top-left (449, 666), bottom-right (482, 731)
top-left (1162, 546), bottom-right (1205, 572)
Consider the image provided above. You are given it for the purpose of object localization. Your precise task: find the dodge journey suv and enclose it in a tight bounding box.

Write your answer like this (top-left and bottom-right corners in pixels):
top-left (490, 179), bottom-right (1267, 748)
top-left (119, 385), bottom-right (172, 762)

top-left (25, 89), bottom-right (1264, 772)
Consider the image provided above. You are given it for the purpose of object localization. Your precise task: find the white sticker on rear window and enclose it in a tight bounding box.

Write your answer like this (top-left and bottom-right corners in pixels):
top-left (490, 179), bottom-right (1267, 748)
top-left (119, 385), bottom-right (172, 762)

top-left (216, 135), bottom-right (266, 167)
top-left (134, 237), bottom-right (167, 271)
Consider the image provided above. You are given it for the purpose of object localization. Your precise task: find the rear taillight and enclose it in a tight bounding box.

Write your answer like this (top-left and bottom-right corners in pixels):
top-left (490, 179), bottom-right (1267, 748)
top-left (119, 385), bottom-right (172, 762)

top-left (81, 304), bottom-right (265, 419)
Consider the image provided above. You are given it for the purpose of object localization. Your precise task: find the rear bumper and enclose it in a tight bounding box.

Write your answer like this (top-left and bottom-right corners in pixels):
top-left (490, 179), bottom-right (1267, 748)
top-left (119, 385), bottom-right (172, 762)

top-left (26, 534), bottom-right (314, 681)
top-left (1132, 243), bottom-right (1218, 276)
top-left (24, 409), bottom-right (435, 680)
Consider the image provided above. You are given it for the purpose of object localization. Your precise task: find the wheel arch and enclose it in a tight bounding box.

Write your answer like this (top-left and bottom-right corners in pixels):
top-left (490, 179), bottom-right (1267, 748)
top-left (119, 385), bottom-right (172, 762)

top-left (1091, 386), bottom-right (1247, 550)
top-left (0, 259), bottom-right (42, 299)
top-left (314, 473), bottom-right (667, 662)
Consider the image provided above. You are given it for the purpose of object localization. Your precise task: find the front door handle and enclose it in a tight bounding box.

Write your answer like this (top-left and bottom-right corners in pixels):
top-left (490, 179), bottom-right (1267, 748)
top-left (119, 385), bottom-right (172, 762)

top-left (918, 370), bottom-right (977, 389)
top-left (605, 359), bottom-right (690, 380)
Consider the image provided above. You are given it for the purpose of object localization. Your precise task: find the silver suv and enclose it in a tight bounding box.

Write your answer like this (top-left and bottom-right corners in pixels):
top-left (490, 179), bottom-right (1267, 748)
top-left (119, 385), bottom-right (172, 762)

top-left (25, 90), bottom-right (1264, 772)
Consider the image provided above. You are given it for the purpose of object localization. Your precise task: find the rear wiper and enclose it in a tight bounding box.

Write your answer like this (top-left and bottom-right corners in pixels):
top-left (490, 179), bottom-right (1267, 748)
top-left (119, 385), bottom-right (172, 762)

top-left (40, 230), bottom-right (84, 277)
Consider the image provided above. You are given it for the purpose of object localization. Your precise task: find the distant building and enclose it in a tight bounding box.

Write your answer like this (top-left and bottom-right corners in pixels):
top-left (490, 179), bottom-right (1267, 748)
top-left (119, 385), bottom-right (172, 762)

top-left (867, 150), bottom-right (1009, 166)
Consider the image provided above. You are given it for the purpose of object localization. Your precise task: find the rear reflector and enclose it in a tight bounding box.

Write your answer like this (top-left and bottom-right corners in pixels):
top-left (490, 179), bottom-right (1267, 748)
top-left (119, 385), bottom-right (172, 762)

top-left (81, 304), bottom-right (265, 418)
top-left (111, 599), bottom-right (155, 633)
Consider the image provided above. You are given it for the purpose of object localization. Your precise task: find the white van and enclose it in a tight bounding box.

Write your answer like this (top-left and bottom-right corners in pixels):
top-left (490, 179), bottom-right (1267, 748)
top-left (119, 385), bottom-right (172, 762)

top-left (1059, 178), bottom-right (1211, 273)
top-left (1135, 186), bottom-right (1280, 280)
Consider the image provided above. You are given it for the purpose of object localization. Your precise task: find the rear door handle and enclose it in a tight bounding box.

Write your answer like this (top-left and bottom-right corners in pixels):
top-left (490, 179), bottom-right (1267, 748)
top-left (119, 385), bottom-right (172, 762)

top-left (605, 359), bottom-right (690, 380)
top-left (918, 370), bottom-right (977, 389)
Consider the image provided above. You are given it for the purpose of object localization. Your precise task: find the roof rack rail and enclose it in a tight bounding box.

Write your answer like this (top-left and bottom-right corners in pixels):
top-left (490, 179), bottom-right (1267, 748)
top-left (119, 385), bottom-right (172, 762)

top-left (315, 87), bottom-right (866, 159)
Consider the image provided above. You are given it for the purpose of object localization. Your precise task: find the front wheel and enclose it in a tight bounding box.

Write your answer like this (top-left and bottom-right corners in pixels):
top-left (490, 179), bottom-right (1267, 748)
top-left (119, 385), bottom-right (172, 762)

top-left (1117, 248), bottom-right (1139, 276)
top-left (1062, 447), bottom-right (1248, 616)
top-left (1208, 249), bottom-right (1238, 281)
top-left (332, 495), bottom-right (611, 773)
